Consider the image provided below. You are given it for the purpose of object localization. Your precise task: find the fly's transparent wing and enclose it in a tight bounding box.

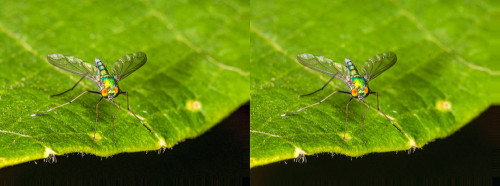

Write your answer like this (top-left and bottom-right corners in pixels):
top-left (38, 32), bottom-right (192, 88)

top-left (361, 52), bottom-right (397, 82)
top-left (297, 53), bottom-right (351, 86)
top-left (111, 52), bottom-right (147, 82)
top-left (47, 54), bottom-right (100, 82)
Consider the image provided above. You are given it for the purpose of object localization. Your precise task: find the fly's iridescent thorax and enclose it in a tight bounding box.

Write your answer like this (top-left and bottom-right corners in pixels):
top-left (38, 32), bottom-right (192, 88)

top-left (345, 58), bottom-right (369, 99)
top-left (95, 58), bottom-right (119, 99)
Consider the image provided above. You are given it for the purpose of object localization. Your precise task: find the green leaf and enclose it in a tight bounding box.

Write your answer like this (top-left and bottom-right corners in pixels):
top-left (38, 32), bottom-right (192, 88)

top-left (250, 0), bottom-right (499, 168)
top-left (0, 0), bottom-right (249, 168)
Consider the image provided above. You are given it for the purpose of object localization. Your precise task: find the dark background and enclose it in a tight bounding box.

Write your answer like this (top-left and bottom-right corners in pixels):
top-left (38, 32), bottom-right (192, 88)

top-left (0, 104), bottom-right (249, 185)
top-left (251, 106), bottom-right (500, 185)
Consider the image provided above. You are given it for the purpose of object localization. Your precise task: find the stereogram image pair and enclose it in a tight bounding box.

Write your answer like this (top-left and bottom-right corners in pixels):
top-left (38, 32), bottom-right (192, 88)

top-left (0, 0), bottom-right (497, 185)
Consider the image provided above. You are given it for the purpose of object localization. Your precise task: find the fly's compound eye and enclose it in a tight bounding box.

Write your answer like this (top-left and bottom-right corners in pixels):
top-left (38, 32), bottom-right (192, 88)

top-left (364, 87), bottom-right (369, 96)
top-left (101, 89), bottom-right (108, 97)
top-left (351, 88), bottom-right (358, 97)
top-left (114, 87), bottom-right (119, 96)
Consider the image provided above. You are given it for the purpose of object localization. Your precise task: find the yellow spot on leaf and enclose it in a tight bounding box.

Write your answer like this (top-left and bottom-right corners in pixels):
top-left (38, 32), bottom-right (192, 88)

top-left (89, 132), bottom-right (102, 141)
top-left (293, 147), bottom-right (307, 163)
top-left (338, 132), bottom-right (352, 141)
top-left (408, 138), bottom-right (416, 147)
top-left (436, 100), bottom-right (451, 111)
top-left (186, 100), bottom-right (202, 111)
top-left (158, 136), bottom-right (166, 147)
top-left (44, 147), bottom-right (56, 158)
top-left (294, 147), bottom-right (305, 157)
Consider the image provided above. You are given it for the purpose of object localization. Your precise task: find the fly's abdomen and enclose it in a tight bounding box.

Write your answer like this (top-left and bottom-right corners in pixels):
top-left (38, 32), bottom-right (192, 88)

top-left (345, 59), bottom-right (359, 77)
top-left (95, 59), bottom-right (111, 77)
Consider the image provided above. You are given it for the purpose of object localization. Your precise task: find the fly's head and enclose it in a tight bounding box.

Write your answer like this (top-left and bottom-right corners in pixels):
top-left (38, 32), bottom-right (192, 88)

top-left (350, 76), bottom-right (369, 99)
top-left (100, 77), bottom-right (120, 99)
top-left (101, 86), bottom-right (120, 99)
top-left (351, 86), bottom-right (370, 99)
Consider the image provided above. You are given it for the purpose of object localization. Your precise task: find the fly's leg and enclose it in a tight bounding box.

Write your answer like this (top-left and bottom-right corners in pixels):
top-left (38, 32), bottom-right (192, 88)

top-left (344, 97), bottom-right (353, 142)
top-left (31, 90), bottom-right (100, 117)
top-left (281, 90), bottom-right (349, 116)
top-left (122, 92), bottom-right (154, 135)
top-left (373, 91), bottom-right (381, 111)
top-left (300, 75), bottom-right (336, 97)
top-left (110, 100), bottom-right (120, 145)
top-left (372, 92), bottom-right (405, 135)
top-left (360, 100), bottom-right (370, 145)
top-left (50, 75), bottom-right (87, 97)
top-left (94, 97), bottom-right (103, 143)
